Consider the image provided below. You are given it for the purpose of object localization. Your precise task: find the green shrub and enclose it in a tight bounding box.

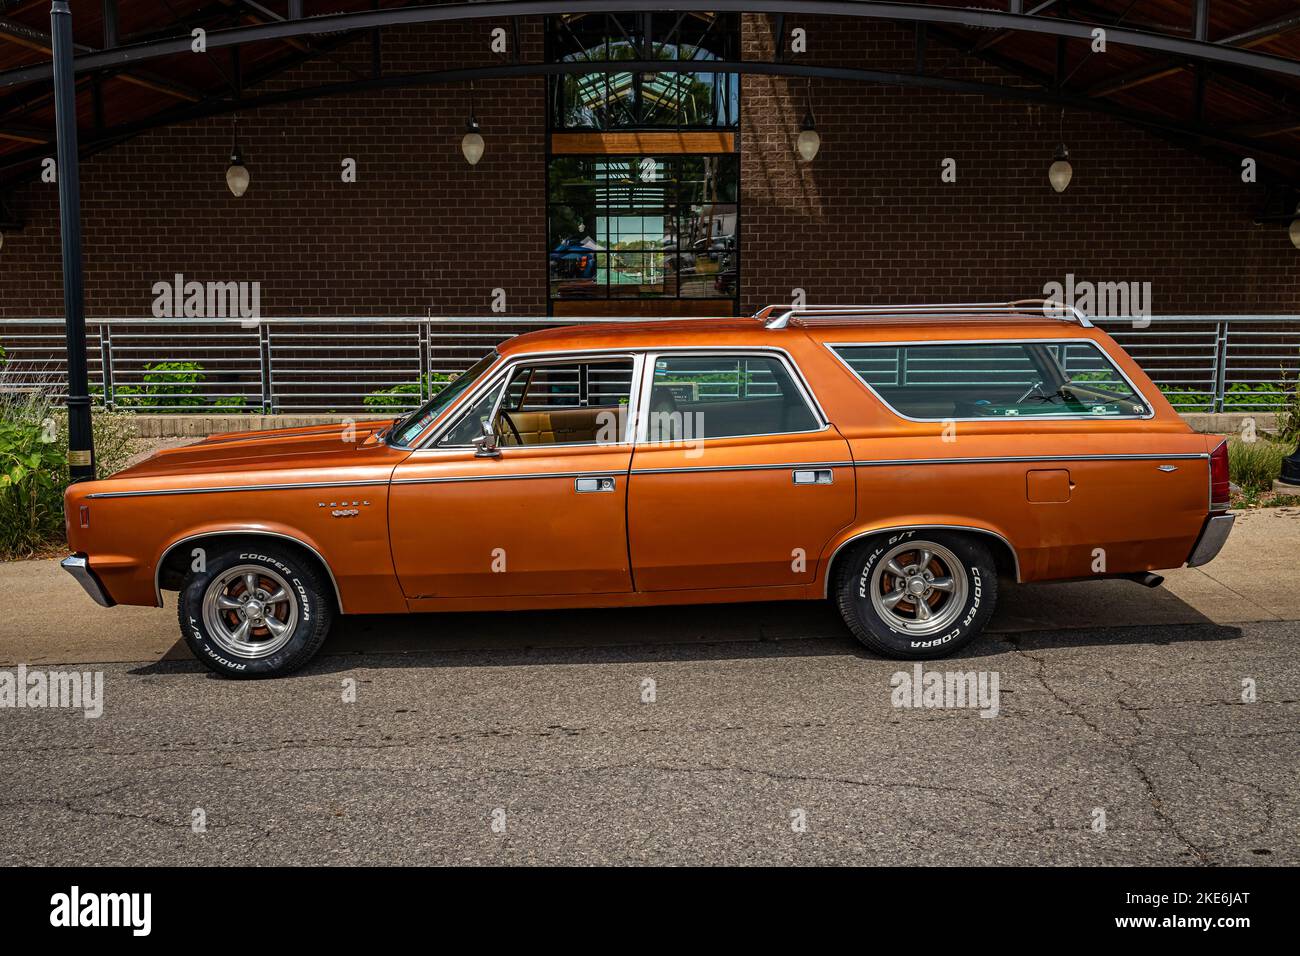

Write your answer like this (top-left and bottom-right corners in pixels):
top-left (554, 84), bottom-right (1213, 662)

top-left (0, 389), bottom-right (66, 557)
top-left (96, 369), bottom-right (249, 412)
top-left (1268, 375), bottom-right (1300, 444)
top-left (1155, 386), bottom-right (1213, 412)
top-left (1228, 438), bottom-right (1290, 495)
top-left (0, 361), bottom-right (142, 558)
top-left (363, 373), bottom-right (452, 411)
top-left (1223, 382), bottom-right (1292, 411)
top-left (113, 361), bottom-right (207, 411)
top-left (1158, 381), bottom-right (1297, 414)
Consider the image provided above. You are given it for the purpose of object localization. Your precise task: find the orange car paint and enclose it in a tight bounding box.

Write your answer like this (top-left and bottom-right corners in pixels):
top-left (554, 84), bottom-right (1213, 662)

top-left (64, 314), bottom-right (1218, 615)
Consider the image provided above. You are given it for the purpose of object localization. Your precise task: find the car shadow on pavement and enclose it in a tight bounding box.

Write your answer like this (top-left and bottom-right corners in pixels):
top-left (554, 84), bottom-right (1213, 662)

top-left (130, 582), bottom-right (1245, 679)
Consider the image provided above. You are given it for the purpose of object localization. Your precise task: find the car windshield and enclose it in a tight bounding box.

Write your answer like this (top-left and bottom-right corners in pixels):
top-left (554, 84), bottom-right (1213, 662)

top-left (388, 351), bottom-right (500, 446)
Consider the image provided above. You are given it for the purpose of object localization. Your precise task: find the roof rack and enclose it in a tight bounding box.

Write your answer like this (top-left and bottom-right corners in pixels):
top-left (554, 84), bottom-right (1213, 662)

top-left (757, 299), bottom-right (1092, 330)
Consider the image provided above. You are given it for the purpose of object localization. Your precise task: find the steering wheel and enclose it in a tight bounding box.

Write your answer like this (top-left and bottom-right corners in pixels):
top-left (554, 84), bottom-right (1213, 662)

top-left (495, 411), bottom-right (523, 446)
top-left (1016, 380), bottom-right (1046, 403)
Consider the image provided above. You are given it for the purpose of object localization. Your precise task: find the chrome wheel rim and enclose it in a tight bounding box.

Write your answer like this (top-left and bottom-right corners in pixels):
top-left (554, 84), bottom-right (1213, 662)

top-left (201, 564), bottom-right (298, 659)
top-left (868, 541), bottom-right (968, 636)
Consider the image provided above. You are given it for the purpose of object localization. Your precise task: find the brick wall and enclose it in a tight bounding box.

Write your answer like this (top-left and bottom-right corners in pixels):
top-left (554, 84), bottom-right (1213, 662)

top-left (739, 15), bottom-right (1300, 316)
top-left (0, 22), bottom-right (547, 318)
top-left (1, 15), bottom-right (1297, 320)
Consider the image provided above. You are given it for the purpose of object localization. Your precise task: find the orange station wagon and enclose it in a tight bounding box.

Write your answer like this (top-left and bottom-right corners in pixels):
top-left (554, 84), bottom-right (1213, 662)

top-left (62, 301), bottom-right (1235, 677)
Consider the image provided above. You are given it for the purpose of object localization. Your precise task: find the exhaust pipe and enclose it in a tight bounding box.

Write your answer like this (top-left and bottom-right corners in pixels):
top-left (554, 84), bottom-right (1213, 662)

top-left (1121, 571), bottom-right (1165, 589)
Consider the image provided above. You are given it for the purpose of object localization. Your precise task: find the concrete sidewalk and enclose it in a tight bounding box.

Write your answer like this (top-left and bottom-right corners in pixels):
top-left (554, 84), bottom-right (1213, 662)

top-left (1, 508), bottom-right (1298, 667)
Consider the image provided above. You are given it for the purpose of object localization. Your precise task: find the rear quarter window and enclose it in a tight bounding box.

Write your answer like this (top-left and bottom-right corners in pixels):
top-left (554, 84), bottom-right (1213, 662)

top-left (829, 340), bottom-right (1151, 421)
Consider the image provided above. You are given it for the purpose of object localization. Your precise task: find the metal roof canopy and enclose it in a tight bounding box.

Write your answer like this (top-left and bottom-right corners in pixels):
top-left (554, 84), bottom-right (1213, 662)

top-left (7, 1), bottom-right (1300, 86)
top-left (3, 2), bottom-right (1300, 182)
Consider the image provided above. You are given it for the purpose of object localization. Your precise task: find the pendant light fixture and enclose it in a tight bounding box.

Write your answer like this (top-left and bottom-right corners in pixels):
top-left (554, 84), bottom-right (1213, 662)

top-left (796, 79), bottom-right (820, 162)
top-left (461, 82), bottom-right (485, 166)
top-left (1049, 109), bottom-right (1073, 193)
top-left (226, 116), bottom-right (250, 197)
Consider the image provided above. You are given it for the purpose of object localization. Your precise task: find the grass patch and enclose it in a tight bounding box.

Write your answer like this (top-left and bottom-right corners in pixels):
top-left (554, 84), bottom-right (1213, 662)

top-left (1227, 438), bottom-right (1291, 495)
top-left (1232, 490), bottom-right (1300, 510)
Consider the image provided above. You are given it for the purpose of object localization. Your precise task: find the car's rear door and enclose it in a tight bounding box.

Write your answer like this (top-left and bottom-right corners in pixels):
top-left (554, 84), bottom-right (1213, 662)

top-left (627, 350), bottom-right (856, 591)
top-left (389, 353), bottom-right (640, 599)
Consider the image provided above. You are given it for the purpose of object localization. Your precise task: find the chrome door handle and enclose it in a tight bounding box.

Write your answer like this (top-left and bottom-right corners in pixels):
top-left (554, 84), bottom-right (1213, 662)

top-left (576, 476), bottom-right (617, 493)
top-left (792, 469), bottom-right (833, 485)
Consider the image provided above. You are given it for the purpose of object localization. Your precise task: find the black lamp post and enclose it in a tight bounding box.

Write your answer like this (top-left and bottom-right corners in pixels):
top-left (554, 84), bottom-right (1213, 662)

top-left (50, 0), bottom-right (95, 481)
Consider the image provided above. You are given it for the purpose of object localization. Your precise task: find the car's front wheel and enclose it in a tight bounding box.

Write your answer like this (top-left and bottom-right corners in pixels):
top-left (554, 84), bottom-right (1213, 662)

top-left (835, 530), bottom-right (997, 659)
top-left (177, 544), bottom-right (334, 678)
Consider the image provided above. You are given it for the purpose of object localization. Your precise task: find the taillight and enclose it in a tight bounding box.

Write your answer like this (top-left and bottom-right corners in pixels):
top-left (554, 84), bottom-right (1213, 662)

top-left (1209, 440), bottom-right (1230, 512)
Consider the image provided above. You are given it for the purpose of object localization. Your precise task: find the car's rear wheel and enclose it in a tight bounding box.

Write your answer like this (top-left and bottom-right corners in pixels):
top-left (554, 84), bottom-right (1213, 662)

top-left (178, 544), bottom-right (334, 678)
top-left (835, 530), bottom-right (997, 659)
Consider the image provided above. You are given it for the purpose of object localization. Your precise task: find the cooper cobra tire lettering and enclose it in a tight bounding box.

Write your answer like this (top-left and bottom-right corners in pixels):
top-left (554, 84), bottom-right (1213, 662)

top-left (179, 545), bottom-right (334, 679)
top-left (835, 531), bottom-right (999, 660)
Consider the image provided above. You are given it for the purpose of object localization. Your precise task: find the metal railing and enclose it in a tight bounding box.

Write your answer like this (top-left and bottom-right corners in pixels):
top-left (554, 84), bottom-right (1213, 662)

top-left (0, 314), bottom-right (1296, 414)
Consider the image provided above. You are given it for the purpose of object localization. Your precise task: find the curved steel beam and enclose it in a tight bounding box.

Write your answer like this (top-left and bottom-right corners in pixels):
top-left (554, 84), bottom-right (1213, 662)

top-left (4, 57), bottom-right (1296, 186)
top-left (2, 1), bottom-right (1300, 90)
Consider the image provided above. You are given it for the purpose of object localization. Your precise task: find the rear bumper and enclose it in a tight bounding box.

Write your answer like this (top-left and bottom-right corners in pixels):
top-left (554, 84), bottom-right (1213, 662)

top-left (1186, 514), bottom-right (1236, 567)
top-left (61, 554), bottom-right (116, 608)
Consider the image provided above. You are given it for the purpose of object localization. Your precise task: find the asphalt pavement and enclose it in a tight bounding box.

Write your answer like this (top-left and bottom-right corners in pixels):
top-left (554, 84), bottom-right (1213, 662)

top-left (0, 509), bottom-right (1297, 865)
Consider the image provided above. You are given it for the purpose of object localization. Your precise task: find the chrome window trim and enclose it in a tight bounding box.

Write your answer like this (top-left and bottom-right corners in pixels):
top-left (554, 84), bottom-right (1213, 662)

top-left (154, 529), bottom-right (344, 611)
top-left (406, 344), bottom-right (829, 454)
top-left (634, 347), bottom-right (830, 445)
top-left (824, 337), bottom-right (1157, 423)
top-left (413, 350), bottom-right (644, 452)
top-left (824, 525), bottom-right (1023, 595)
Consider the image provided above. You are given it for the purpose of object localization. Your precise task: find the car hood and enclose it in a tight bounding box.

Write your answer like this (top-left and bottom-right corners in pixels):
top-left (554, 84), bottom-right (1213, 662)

top-left (111, 420), bottom-right (399, 480)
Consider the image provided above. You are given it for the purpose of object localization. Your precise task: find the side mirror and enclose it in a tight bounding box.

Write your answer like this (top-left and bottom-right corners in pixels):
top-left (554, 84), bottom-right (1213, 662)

top-left (472, 419), bottom-right (500, 458)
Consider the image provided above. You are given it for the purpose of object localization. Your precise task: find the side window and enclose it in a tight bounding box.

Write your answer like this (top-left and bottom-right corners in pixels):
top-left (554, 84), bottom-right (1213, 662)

top-left (645, 354), bottom-right (819, 441)
top-left (495, 357), bottom-right (634, 446)
top-left (831, 341), bottom-right (1150, 419)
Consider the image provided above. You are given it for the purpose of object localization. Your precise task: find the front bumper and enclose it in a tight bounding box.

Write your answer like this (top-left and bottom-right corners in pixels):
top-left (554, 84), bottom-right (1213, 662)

top-left (61, 554), bottom-right (116, 608)
top-left (1186, 514), bottom-right (1236, 567)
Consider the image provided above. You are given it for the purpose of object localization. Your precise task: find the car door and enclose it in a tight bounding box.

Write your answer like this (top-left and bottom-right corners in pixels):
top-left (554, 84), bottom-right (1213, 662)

top-left (389, 353), bottom-right (641, 599)
top-left (627, 350), bottom-right (856, 591)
